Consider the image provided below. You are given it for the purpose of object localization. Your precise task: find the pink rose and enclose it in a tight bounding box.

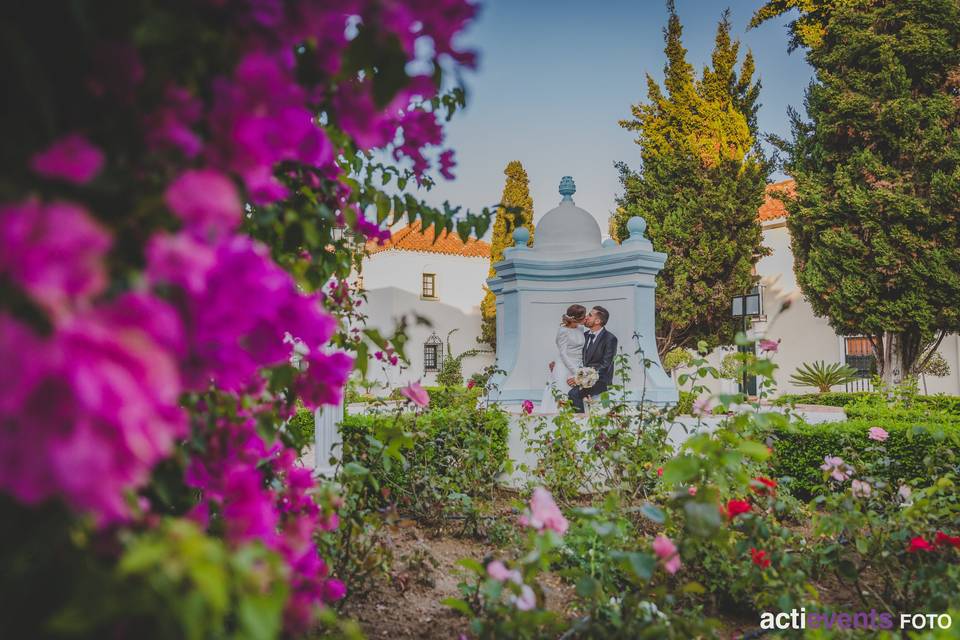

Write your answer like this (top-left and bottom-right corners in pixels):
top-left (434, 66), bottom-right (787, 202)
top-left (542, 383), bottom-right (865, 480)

top-left (513, 584), bottom-right (536, 611)
top-left (520, 487), bottom-right (568, 536)
top-left (487, 560), bottom-right (521, 584)
top-left (868, 427), bottom-right (888, 442)
top-left (851, 479), bottom-right (871, 498)
top-left (758, 338), bottom-right (780, 353)
top-left (400, 381), bottom-right (430, 407)
top-left (521, 399), bottom-right (534, 414)
top-left (652, 535), bottom-right (681, 574)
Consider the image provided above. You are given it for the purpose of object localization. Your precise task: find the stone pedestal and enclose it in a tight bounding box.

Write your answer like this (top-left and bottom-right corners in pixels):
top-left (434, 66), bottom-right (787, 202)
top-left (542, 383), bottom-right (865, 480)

top-left (313, 403), bottom-right (344, 478)
top-left (487, 177), bottom-right (677, 408)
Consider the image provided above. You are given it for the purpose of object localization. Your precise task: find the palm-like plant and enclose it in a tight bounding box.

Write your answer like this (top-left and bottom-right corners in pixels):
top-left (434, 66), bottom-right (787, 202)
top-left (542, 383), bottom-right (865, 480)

top-left (789, 361), bottom-right (861, 393)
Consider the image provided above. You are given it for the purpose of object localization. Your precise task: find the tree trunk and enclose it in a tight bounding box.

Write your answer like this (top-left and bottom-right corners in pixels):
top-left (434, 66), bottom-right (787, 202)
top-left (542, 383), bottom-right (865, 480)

top-left (877, 330), bottom-right (923, 389)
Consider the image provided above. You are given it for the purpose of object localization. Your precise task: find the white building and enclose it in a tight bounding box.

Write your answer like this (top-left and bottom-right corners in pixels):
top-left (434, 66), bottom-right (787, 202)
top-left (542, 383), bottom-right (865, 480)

top-left (359, 221), bottom-right (495, 389)
top-left (697, 180), bottom-right (960, 397)
top-left (358, 184), bottom-right (960, 397)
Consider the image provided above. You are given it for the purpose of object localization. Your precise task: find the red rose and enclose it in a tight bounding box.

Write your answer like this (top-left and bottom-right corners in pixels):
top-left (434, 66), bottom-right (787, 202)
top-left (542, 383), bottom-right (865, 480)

top-left (751, 477), bottom-right (777, 494)
top-left (934, 531), bottom-right (960, 549)
top-left (750, 547), bottom-right (771, 569)
top-left (657, 467), bottom-right (664, 477)
top-left (907, 536), bottom-right (934, 553)
top-left (724, 499), bottom-right (752, 520)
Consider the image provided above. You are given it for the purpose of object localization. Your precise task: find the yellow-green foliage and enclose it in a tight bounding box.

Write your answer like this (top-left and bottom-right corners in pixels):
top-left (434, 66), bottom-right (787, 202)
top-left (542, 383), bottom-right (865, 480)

top-left (480, 161), bottom-right (534, 347)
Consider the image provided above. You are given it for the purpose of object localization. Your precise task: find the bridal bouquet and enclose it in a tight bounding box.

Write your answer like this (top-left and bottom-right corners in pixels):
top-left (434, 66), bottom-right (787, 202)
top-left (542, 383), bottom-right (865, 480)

top-left (575, 366), bottom-right (599, 388)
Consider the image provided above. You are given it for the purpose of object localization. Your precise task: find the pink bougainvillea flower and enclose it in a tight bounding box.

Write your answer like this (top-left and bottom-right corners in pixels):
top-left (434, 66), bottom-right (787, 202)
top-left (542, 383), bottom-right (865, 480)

top-left (0, 294), bottom-right (186, 524)
top-left (851, 479), bottom-right (872, 498)
top-left (519, 487), bottom-right (569, 536)
top-left (439, 149), bottom-right (456, 179)
top-left (820, 455), bottom-right (853, 482)
top-left (30, 133), bottom-right (105, 184)
top-left (758, 338), bottom-right (780, 353)
top-left (145, 84), bottom-right (203, 158)
top-left (0, 199), bottom-right (112, 315)
top-left (652, 535), bottom-right (682, 574)
top-left (750, 547), bottom-right (771, 569)
top-left (907, 536), bottom-right (934, 553)
top-left (868, 426), bottom-right (889, 442)
top-left (165, 169), bottom-right (242, 237)
top-left (723, 499), bottom-right (752, 520)
top-left (687, 486), bottom-right (697, 496)
top-left (400, 381), bottom-right (430, 407)
top-left (295, 349), bottom-right (354, 410)
top-left (521, 399), bottom-right (534, 415)
top-left (934, 532), bottom-right (960, 549)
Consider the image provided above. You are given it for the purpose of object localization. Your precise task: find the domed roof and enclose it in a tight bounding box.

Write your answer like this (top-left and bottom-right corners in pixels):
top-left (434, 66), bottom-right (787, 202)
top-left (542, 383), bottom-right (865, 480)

top-left (533, 176), bottom-right (601, 252)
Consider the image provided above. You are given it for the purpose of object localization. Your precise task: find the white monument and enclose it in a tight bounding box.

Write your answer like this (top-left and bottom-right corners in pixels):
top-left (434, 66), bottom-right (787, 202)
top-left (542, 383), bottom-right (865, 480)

top-left (487, 176), bottom-right (677, 408)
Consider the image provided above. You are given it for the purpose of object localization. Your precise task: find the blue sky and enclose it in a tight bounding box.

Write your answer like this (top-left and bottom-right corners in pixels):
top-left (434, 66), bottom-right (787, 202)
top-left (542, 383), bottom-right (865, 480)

top-left (417, 0), bottom-right (812, 236)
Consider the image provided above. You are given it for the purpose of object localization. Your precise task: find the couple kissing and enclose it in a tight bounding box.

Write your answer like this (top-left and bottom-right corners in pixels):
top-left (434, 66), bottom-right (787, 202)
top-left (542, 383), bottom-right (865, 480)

top-left (540, 304), bottom-right (617, 414)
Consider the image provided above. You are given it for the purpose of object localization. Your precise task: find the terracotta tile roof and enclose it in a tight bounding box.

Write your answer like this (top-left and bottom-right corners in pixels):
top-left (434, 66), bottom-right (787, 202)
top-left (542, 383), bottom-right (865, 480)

top-left (366, 220), bottom-right (491, 257)
top-left (758, 179), bottom-right (796, 222)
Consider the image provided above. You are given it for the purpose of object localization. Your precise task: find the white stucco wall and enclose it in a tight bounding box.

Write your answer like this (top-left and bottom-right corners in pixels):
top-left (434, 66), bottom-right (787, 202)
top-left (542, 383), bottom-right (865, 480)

top-left (358, 249), bottom-right (494, 389)
top-left (681, 220), bottom-right (960, 397)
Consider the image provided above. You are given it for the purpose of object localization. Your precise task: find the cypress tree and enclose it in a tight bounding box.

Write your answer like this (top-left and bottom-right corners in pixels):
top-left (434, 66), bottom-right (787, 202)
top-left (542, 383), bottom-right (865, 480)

top-left (752, 0), bottom-right (960, 384)
top-left (480, 160), bottom-right (534, 347)
top-left (614, 3), bottom-right (770, 359)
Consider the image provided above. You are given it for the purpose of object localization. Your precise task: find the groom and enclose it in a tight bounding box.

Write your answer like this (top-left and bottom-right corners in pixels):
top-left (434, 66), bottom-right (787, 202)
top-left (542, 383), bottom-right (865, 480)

top-left (567, 306), bottom-right (617, 413)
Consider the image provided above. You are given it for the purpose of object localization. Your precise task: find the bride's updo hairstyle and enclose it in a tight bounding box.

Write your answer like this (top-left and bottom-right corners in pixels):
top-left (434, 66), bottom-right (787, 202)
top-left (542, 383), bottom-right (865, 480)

top-left (561, 304), bottom-right (586, 325)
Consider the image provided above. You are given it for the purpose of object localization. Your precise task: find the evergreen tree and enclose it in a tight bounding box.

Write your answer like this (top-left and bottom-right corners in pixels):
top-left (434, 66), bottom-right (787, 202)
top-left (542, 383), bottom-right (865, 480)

top-left (614, 3), bottom-right (770, 359)
top-left (480, 160), bottom-right (535, 347)
top-left (752, 0), bottom-right (960, 384)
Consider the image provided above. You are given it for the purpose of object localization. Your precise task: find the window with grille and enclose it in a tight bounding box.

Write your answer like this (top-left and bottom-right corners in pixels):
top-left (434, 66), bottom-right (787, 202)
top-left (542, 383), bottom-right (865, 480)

top-left (421, 273), bottom-right (436, 299)
top-left (844, 337), bottom-right (876, 378)
top-left (424, 332), bottom-right (443, 372)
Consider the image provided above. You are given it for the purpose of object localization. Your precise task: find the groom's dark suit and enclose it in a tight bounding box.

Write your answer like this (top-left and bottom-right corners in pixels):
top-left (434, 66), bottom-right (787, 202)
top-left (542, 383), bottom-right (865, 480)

top-left (568, 326), bottom-right (617, 413)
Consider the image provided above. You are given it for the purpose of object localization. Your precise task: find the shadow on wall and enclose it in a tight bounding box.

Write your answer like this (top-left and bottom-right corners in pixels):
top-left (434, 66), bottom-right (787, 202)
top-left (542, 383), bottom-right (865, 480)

top-left (361, 285), bottom-right (494, 385)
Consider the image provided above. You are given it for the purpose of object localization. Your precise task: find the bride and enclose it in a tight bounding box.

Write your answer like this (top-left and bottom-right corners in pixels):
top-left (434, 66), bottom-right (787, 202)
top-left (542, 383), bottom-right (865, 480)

top-left (539, 304), bottom-right (586, 413)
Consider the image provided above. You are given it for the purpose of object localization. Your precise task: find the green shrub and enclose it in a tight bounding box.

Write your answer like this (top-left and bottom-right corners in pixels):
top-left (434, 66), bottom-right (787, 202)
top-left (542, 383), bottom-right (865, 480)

top-left (339, 403), bottom-right (509, 519)
top-left (774, 392), bottom-right (960, 415)
top-left (286, 407), bottom-right (315, 451)
top-left (765, 418), bottom-right (960, 498)
top-left (668, 390), bottom-right (695, 417)
top-left (773, 391), bottom-right (876, 407)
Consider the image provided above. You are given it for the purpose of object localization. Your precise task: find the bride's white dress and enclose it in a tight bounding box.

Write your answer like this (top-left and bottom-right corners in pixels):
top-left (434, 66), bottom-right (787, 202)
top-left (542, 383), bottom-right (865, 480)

top-left (539, 326), bottom-right (585, 414)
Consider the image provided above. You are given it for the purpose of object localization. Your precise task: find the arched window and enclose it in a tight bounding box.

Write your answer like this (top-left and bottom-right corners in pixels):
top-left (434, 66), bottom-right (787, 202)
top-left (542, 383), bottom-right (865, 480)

top-left (424, 332), bottom-right (443, 372)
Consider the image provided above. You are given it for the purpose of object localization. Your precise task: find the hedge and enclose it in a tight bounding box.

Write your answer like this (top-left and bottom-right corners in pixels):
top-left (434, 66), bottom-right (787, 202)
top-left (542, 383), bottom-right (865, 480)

top-left (339, 402), bottom-right (509, 514)
top-left (386, 384), bottom-right (481, 410)
top-left (774, 392), bottom-right (960, 414)
top-left (764, 418), bottom-right (960, 498)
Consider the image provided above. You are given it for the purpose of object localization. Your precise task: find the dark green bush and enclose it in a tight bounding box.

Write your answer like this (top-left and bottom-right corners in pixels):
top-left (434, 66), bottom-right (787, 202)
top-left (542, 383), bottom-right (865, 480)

top-left (339, 403), bottom-right (509, 518)
top-left (765, 418), bottom-right (960, 498)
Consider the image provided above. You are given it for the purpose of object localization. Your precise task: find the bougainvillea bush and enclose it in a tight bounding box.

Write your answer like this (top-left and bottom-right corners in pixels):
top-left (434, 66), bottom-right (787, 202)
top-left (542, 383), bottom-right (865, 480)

top-left (0, 1), bottom-right (488, 636)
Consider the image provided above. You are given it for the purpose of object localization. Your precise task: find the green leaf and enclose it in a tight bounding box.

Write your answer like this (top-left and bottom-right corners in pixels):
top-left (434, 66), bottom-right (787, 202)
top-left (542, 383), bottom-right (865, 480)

top-left (737, 439), bottom-right (771, 461)
top-left (639, 503), bottom-right (666, 524)
top-left (441, 597), bottom-right (473, 616)
top-left (617, 552), bottom-right (655, 583)
top-left (456, 558), bottom-right (485, 575)
top-left (575, 576), bottom-right (600, 598)
top-left (662, 456), bottom-right (699, 485)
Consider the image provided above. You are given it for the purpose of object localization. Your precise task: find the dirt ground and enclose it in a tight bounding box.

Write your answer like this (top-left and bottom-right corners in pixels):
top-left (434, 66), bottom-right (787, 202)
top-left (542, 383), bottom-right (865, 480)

top-left (339, 518), bottom-right (578, 640)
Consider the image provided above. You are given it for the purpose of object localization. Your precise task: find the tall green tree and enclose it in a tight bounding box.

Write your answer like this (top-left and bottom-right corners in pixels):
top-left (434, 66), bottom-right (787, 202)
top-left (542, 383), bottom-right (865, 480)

top-left (614, 3), bottom-right (770, 359)
top-left (480, 160), bottom-right (534, 347)
top-left (752, 0), bottom-right (960, 385)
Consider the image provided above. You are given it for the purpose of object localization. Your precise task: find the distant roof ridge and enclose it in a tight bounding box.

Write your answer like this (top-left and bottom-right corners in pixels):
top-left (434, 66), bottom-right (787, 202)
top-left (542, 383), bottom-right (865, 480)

top-left (758, 178), bottom-right (795, 222)
top-left (366, 219), bottom-right (492, 258)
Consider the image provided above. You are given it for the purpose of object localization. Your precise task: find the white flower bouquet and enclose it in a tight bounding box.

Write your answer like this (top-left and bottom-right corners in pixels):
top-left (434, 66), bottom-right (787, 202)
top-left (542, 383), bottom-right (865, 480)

top-left (574, 366), bottom-right (599, 388)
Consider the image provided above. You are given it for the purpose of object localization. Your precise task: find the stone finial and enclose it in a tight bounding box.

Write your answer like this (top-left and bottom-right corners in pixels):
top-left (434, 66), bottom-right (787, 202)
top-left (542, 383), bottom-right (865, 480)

top-left (627, 216), bottom-right (647, 240)
top-left (558, 176), bottom-right (576, 202)
top-left (602, 238), bottom-right (618, 248)
top-left (512, 226), bottom-right (530, 247)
